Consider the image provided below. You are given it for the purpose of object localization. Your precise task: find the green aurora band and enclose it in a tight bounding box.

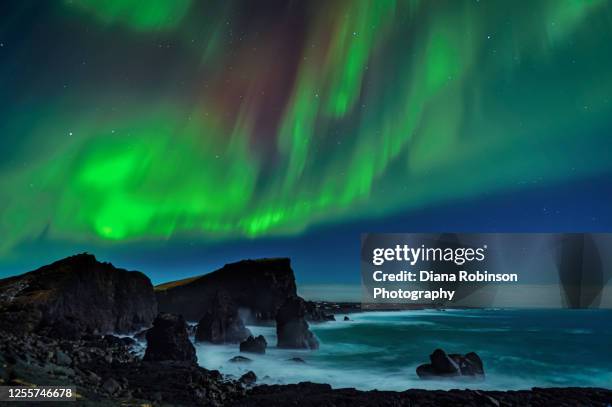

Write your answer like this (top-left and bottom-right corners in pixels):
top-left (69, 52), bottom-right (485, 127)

top-left (1, 0), bottom-right (611, 254)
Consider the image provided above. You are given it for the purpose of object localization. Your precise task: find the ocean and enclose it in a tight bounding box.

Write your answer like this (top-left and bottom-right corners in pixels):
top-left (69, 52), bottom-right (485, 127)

top-left (195, 309), bottom-right (612, 391)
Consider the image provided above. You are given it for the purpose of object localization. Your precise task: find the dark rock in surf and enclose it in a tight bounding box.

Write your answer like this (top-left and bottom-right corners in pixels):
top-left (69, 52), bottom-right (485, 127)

top-left (240, 335), bottom-right (267, 354)
top-left (276, 296), bottom-right (319, 349)
top-left (229, 355), bottom-right (252, 363)
top-left (195, 290), bottom-right (251, 344)
top-left (240, 371), bottom-right (257, 386)
top-left (460, 352), bottom-right (484, 376)
top-left (143, 313), bottom-right (196, 363)
top-left (417, 349), bottom-right (484, 379)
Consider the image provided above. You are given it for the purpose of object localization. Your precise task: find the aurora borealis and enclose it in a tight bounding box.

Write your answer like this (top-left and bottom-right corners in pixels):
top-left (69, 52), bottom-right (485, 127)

top-left (1, 1), bottom-right (612, 283)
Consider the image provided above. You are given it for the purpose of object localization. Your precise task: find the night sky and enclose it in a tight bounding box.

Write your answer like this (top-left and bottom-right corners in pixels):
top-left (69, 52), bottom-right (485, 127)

top-left (1, 1), bottom-right (611, 286)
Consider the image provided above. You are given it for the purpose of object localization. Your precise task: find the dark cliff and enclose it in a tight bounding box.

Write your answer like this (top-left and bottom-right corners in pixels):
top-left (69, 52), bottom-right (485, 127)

top-left (156, 258), bottom-right (297, 322)
top-left (0, 253), bottom-right (157, 337)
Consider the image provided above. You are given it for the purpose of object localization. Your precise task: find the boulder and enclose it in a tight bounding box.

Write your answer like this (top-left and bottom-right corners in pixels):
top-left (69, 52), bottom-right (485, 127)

top-left (102, 377), bottom-right (122, 395)
top-left (416, 349), bottom-right (484, 379)
top-left (54, 350), bottom-right (72, 366)
top-left (102, 335), bottom-right (135, 348)
top-left (276, 296), bottom-right (319, 349)
top-left (239, 335), bottom-right (267, 354)
top-left (0, 253), bottom-right (157, 339)
top-left (240, 370), bottom-right (257, 386)
top-left (228, 355), bottom-right (252, 363)
top-left (195, 291), bottom-right (251, 343)
top-left (461, 352), bottom-right (485, 376)
top-left (143, 313), bottom-right (196, 363)
top-left (429, 348), bottom-right (458, 375)
top-left (287, 357), bottom-right (306, 363)
top-left (156, 258), bottom-right (297, 322)
top-left (343, 316), bottom-right (350, 321)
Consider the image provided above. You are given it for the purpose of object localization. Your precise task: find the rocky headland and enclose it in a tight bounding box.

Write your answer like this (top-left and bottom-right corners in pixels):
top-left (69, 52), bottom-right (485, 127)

top-left (155, 258), bottom-right (298, 322)
top-left (0, 253), bottom-right (156, 338)
top-left (0, 254), bottom-right (610, 406)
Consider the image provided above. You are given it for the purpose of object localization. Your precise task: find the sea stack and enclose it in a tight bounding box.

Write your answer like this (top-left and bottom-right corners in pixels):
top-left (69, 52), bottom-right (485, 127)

top-left (276, 296), bottom-right (319, 349)
top-left (143, 313), bottom-right (197, 363)
top-left (195, 290), bottom-right (251, 343)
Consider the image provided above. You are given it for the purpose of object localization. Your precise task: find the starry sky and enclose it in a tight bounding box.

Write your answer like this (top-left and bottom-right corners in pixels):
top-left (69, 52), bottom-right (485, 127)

top-left (1, 0), bottom-right (611, 286)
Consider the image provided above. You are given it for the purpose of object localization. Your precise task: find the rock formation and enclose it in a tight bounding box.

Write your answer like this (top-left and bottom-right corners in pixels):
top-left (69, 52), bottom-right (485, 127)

top-left (229, 355), bottom-right (252, 363)
top-left (416, 349), bottom-right (484, 379)
top-left (156, 258), bottom-right (297, 322)
top-left (0, 255), bottom-right (610, 406)
top-left (0, 328), bottom-right (243, 405)
top-left (0, 253), bottom-right (156, 338)
top-left (240, 371), bottom-right (257, 386)
top-left (276, 296), bottom-right (319, 349)
top-left (240, 335), bottom-right (267, 354)
top-left (143, 313), bottom-right (197, 363)
top-left (195, 290), bottom-right (251, 343)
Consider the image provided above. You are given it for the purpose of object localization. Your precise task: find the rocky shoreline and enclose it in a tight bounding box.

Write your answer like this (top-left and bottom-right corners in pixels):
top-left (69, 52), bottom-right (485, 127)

top-left (2, 328), bottom-right (610, 406)
top-left (0, 329), bottom-right (244, 405)
top-left (242, 383), bottom-right (612, 406)
top-left (0, 254), bottom-right (610, 406)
